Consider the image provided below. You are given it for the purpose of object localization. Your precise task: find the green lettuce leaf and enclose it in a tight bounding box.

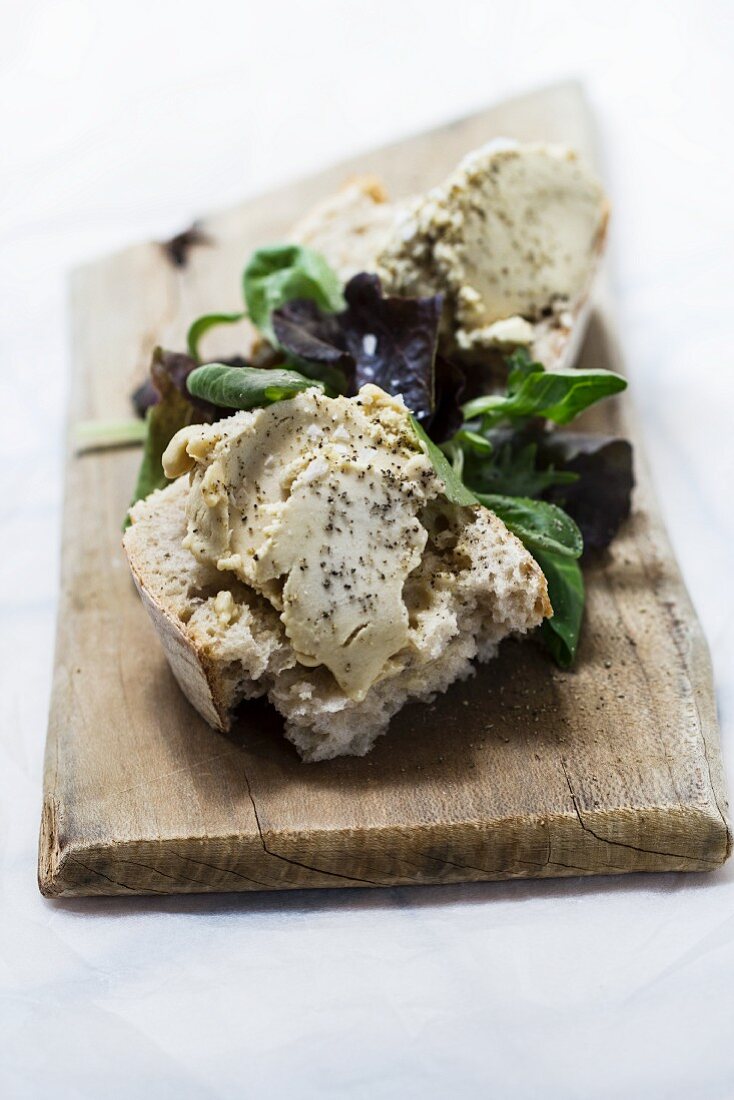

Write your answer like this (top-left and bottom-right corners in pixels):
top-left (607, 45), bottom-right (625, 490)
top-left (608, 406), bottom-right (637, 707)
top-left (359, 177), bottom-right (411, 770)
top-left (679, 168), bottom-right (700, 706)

top-left (126, 358), bottom-right (197, 523)
top-left (477, 494), bottom-right (583, 559)
top-left (243, 245), bottom-right (343, 343)
top-left (75, 418), bottom-right (148, 453)
top-left (533, 549), bottom-right (585, 667)
top-left (463, 363), bottom-right (627, 427)
top-left (187, 311), bottom-right (246, 360)
top-left (463, 438), bottom-right (578, 498)
top-left (473, 491), bottom-right (585, 665)
top-left (187, 362), bottom-right (324, 409)
top-left (410, 417), bottom-right (478, 507)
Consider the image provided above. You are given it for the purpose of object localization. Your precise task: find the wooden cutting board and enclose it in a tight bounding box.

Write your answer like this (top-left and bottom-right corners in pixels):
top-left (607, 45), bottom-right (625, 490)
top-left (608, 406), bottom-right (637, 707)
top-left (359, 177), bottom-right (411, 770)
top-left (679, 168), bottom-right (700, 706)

top-left (39, 81), bottom-right (730, 898)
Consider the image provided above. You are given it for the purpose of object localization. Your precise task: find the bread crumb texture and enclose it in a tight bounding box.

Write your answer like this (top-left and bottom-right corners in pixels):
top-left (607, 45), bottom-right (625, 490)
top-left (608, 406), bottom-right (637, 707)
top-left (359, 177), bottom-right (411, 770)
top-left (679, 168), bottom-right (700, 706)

top-left (291, 176), bottom-right (398, 284)
top-left (125, 387), bottom-right (550, 761)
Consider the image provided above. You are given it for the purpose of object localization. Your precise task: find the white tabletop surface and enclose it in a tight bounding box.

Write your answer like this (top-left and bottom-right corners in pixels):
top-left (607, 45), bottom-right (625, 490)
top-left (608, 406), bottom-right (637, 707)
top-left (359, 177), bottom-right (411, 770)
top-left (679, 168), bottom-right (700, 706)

top-left (2, 2), bottom-right (733, 1097)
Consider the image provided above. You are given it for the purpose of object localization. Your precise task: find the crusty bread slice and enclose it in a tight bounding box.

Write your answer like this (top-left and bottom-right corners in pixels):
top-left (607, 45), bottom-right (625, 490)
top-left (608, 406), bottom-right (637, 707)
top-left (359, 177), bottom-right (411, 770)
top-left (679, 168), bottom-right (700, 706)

top-left (291, 149), bottom-right (608, 372)
top-left (124, 475), bottom-right (550, 761)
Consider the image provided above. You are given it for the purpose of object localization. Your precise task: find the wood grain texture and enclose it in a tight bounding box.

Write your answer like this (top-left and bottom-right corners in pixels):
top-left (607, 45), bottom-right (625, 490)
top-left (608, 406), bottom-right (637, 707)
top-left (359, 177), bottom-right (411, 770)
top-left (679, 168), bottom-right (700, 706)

top-left (39, 81), bottom-right (731, 898)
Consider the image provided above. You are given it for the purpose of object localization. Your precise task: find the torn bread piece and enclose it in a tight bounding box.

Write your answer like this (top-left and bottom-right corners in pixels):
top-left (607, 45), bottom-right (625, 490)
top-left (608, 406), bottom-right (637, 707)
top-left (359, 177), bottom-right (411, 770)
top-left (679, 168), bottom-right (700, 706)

top-left (291, 176), bottom-right (399, 284)
top-left (290, 142), bottom-right (609, 370)
top-left (124, 385), bottom-right (550, 761)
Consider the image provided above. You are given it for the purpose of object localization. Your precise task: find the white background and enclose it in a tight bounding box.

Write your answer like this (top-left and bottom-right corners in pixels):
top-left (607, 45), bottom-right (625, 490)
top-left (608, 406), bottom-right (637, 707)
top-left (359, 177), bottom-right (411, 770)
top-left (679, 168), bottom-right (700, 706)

top-left (2, 1), bottom-right (734, 1097)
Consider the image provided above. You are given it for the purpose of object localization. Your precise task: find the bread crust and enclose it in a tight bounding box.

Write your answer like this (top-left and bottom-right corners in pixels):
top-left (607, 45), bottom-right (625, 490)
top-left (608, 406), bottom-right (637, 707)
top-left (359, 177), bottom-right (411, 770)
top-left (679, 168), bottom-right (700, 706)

top-left (126, 516), bottom-right (232, 732)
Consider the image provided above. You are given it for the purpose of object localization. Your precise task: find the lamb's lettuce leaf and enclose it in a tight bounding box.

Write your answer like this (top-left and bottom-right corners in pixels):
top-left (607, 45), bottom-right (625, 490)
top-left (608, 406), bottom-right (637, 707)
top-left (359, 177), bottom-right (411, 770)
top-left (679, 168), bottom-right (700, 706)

top-left (187, 311), bottom-right (246, 361)
top-left (410, 417), bottom-right (478, 507)
top-left (244, 245), bottom-right (343, 343)
top-left (464, 437), bottom-right (578, 499)
top-left (463, 348), bottom-right (627, 427)
top-left (533, 549), bottom-right (585, 668)
top-left (412, 430), bottom-right (586, 666)
top-left (476, 491), bottom-right (584, 667)
top-left (187, 363), bottom-right (324, 409)
top-left (477, 494), bottom-right (583, 559)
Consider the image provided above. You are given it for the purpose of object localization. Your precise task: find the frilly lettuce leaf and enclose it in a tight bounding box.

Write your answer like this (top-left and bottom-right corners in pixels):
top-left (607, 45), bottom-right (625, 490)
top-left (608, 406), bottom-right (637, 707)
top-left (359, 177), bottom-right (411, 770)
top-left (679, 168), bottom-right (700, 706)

top-left (272, 273), bottom-right (462, 440)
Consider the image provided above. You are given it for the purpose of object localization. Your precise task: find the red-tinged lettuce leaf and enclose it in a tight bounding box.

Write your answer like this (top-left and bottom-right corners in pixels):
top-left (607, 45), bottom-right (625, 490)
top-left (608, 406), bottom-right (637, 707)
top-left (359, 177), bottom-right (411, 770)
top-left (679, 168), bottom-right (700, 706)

top-left (459, 421), bottom-right (634, 552)
top-left (538, 433), bottom-right (634, 551)
top-left (272, 273), bottom-right (454, 433)
top-left (424, 355), bottom-right (466, 444)
top-left (126, 347), bottom-right (246, 523)
top-left (131, 349), bottom-right (200, 417)
top-left (270, 297), bottom-right (347, 367)
top-left (270, 298), bottom-right (352, 395)
top-left (126, 353), bottom-right (200, 521)
top-left (131, 349), bottom-right (247, 419)
top-left (340, 274), bottom-right (441, 421)
top-left (131, 375), bottom-right (159, 418)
